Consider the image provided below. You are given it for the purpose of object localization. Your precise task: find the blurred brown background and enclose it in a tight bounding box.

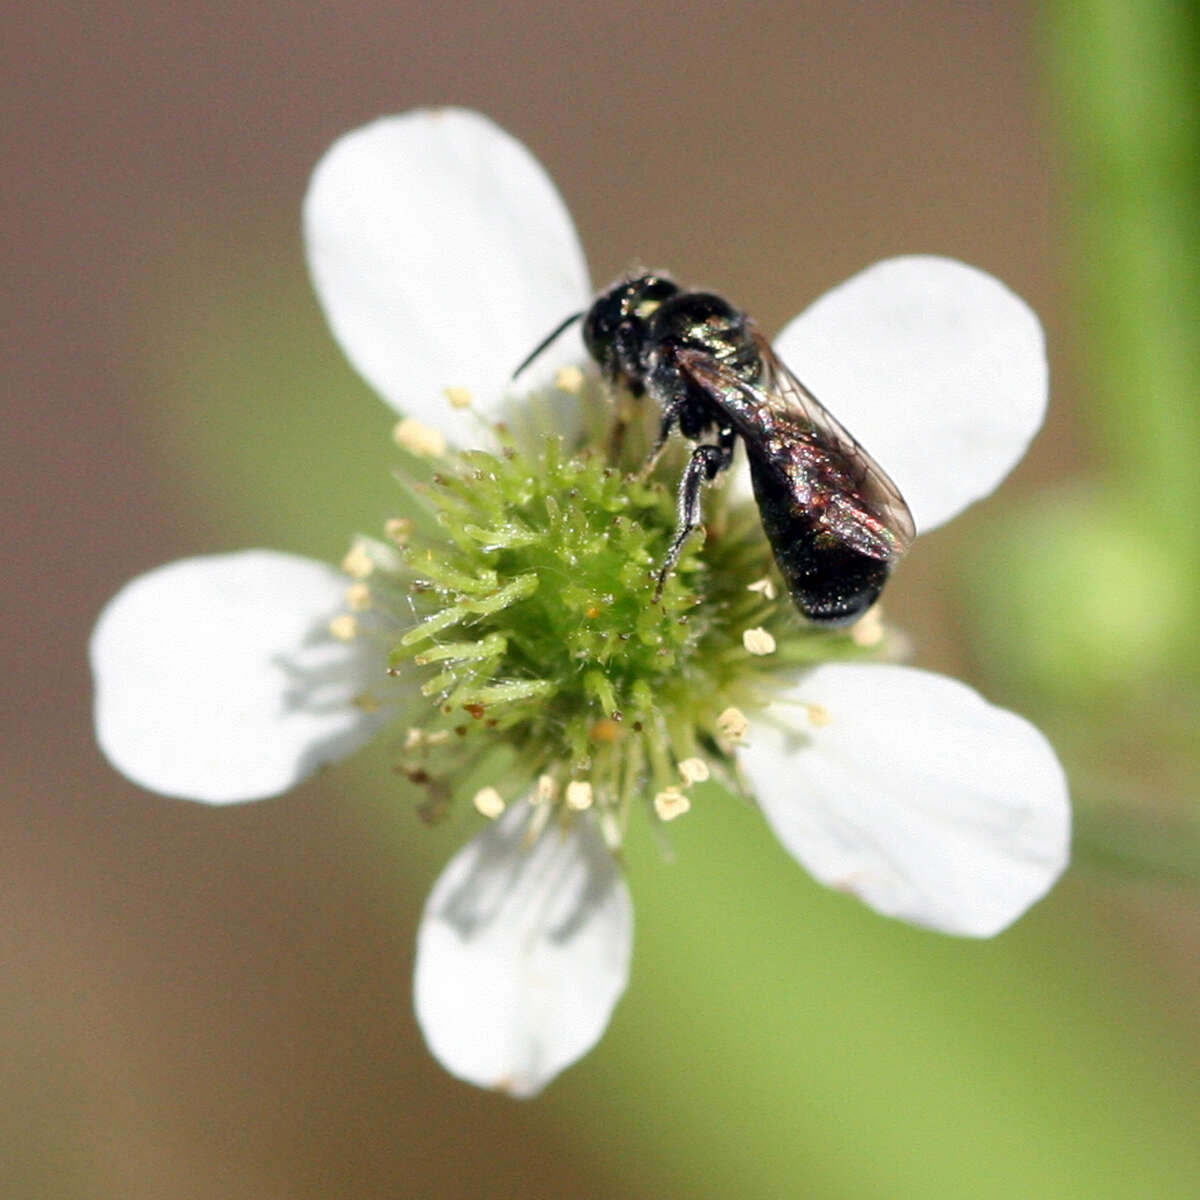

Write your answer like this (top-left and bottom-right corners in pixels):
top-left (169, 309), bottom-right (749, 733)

top-left (5, 3), bottom-right (1194, 1198)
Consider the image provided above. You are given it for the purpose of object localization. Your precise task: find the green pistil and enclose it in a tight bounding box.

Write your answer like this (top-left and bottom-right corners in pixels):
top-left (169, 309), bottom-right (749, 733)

top-left (362, 399), bottom-right (887, 837)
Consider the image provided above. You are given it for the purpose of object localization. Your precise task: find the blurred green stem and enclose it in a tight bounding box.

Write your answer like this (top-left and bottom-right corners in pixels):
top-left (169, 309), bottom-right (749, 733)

top-left (1043, 2), bottom-right (1200, 566)
top-left (996, 5), bottom-right (1200, 879)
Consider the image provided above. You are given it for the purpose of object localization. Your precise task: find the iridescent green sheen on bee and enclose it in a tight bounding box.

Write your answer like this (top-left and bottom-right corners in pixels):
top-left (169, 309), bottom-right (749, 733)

top-left (566, 273), bottom-right (915, 625)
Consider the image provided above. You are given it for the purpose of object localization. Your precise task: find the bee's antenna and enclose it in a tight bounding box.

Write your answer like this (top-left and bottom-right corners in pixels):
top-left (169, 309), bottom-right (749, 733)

top-left (512, 311), bottom-right (585, 379)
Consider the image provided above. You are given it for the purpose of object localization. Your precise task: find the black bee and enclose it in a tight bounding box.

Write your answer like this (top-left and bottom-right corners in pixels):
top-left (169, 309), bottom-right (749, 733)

top-left (520, 273), bottom-right (915, 626)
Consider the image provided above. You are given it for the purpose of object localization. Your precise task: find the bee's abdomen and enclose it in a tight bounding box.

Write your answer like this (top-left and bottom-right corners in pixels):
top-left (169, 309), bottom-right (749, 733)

top-left (751, 459), bottom-right (890, 626)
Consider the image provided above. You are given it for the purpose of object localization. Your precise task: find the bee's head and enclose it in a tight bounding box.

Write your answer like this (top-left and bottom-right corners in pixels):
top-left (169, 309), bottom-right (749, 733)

top-left (582, 273), bottom-right (679, 393)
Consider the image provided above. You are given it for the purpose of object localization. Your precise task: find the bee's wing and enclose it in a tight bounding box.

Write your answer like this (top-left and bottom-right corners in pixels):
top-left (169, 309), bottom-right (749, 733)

top-left (752, 331), bottom-right (916, 549)
top-left (676, 333), bottom-right (916, 556)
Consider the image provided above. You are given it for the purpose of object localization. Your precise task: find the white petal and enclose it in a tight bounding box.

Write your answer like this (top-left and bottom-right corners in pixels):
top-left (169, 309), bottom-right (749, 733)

top-left (414, 803), bottom-right (633, 1097)
top-left (91, 550), bottom-right (388, 804)
top-left (741, 663), bottom-right (1070, 937)
top-left (774, 256), bottom-right (1047, 533)
top-left (304, 108), bottom-right (592, 445)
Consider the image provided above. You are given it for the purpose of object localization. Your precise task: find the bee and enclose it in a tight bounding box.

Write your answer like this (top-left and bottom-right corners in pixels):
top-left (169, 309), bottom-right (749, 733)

top-left (519, 273), bottom-right (915, 626)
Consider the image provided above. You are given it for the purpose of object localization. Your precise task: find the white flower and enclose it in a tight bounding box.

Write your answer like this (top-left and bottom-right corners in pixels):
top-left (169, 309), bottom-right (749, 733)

top-left (90, 108), bottom-right (1070, 1097)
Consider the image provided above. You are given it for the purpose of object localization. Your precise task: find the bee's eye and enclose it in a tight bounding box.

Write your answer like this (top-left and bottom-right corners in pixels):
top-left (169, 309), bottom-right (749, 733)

top-left (581, 298), bottom-right (617, 359)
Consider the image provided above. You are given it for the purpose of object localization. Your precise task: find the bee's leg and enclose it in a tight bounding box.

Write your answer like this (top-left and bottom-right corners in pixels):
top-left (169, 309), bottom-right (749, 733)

top-left (637, 398), bottom-right (684, 481)
top-left (715, 423), bottom-right (736, 472)
top-left (654, 443), bottom-right (727, 599)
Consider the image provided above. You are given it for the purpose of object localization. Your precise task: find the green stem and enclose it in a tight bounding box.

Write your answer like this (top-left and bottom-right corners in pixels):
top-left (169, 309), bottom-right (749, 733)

top-left (1041, 2), bottom-right (1200, 564)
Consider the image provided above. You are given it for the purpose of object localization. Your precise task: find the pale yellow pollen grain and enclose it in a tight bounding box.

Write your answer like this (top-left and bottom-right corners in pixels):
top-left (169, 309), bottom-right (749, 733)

top-left (345, 582), bottom-right (372, 612)
top-left (329, 614), bottom-right (358, 641)
top-left (678, 757), bottom-right (710, 786)
top-left (715, 706), bottom-right (749, 743)
top-left (743, 626), bottom-right (777, 656)
top-left (554, 364), bottom-right (585, 394)
top-left (385, 517), bottom-right (413, 546)
top-left (392, 417), bottom-right (447, 457)
top-left (654, 787), bottom-right (691, 821)
top-left (747, 577), bottom-right (777, 600)
top-left (444, 386), bottom-right (473, 409)
top-left (473, 786), bottom-right (506, 819)
top-left (805, 703), bottom-right (832, 727)
top-left (565, 780), bottom-right (594, 811)
top-left (533, 774), bottom-right (557, 805)
top-left (341, 541), bottom-right (374, 580)
top-left (850, 606), bottom-right (884, 647)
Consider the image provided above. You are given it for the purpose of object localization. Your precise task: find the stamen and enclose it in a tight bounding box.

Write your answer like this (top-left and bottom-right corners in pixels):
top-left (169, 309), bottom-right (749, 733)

top-left (385, 517), bottom-right (413, 546)
top-left (565, 780), bottom-right (594, 811)
top-left (370, 389), bottom-right (890, 853)
top-left (851, 607), bottom-right (884, 647)
top-left (341, 541), bottom-right (375, 580)
top-left (473, 786), bottom-right (505, 818)
top-left (743, 627), bottom-right (777, 656)
top-left (716, 706), bottom-right (749, 743)
top-left (329, 615), bottom-right (358, 641)
top-left (444, 386), bottom-right (473, 409)
top-left (554, 365), bottom-right (585, 394)
top-left (346, 582), bottom-right (372, 612)
top-left (654, 787), bottom-right (691, 821)
top-left (393, 417), bottom-right (447, 457)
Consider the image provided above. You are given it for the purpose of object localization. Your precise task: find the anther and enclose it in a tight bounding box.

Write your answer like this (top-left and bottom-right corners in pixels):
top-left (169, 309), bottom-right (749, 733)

top-left (565, 780), bottom-right (594, 811)
top-left (742, 627), bottom-right (776, 656)
top-left (341, 541), bottom-right (374, 580)
top-left (473, 786), bottom-right (505, 818)
top-left (850, 607), bottom-right (884, 647)
top-left (393, 417), bottom-right (447, 457)
top-left (554, 365), bottom-right (585, 394)
top-left (329, 615), bottom-right (358, 641)
top-left (346, 582), bottom-right (372, 611)
top-left (654, 787), bottom-right (691, 821)
top-left (385, 517), bottom-right (413, 546)
top-left (715, 706), bottom-right (749, 743)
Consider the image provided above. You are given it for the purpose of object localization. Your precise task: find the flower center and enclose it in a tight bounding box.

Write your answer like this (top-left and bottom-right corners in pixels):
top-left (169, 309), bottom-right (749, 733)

top-left (335, 383), bottom-right (887, 843)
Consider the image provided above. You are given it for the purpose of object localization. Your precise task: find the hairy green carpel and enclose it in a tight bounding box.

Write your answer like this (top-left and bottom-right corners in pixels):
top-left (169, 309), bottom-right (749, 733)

top-left (333, 391), bottom-right (892, 843)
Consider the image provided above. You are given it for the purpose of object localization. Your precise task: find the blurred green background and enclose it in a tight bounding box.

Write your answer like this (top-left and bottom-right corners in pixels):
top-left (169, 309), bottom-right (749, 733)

top-left (4, 2), bottom-right (1197, 1196)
